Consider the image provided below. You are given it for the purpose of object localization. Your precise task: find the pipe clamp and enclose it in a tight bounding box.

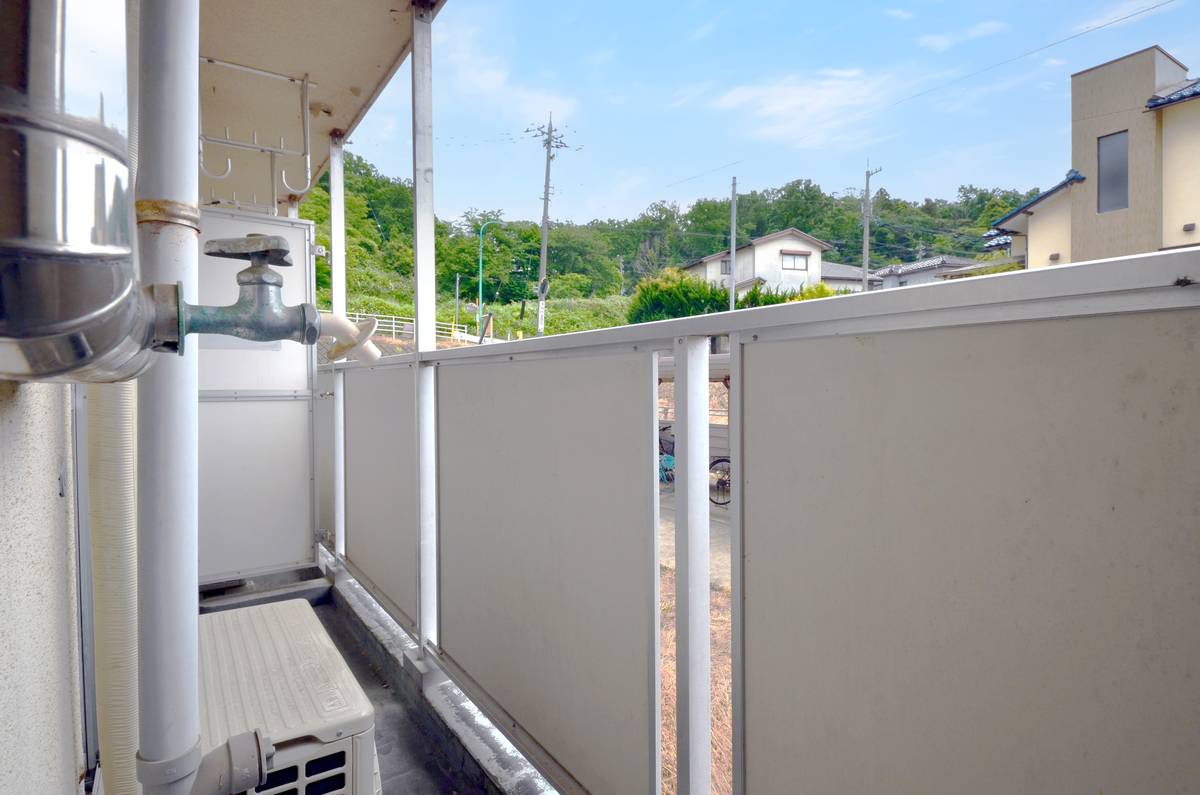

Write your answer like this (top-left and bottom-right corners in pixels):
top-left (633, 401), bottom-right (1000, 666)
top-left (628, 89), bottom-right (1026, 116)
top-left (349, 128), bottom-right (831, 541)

top-left (136, 737), bottom-right (202, 786)
top-left (136, 199), bottom-right (201, 232)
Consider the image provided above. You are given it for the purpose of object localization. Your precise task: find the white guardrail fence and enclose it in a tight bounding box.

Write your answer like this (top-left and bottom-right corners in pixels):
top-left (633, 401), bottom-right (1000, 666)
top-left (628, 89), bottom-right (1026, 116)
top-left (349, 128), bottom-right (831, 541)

top-left (345, 311), bottom-right (470, 342)
top-left (322, 249), bottom-right (1200, 794)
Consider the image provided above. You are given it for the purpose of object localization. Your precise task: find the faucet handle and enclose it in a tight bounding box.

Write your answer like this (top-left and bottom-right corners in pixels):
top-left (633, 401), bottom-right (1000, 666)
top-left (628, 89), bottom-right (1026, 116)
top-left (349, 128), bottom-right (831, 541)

top-left (203, 233), bottom-right (293, 267)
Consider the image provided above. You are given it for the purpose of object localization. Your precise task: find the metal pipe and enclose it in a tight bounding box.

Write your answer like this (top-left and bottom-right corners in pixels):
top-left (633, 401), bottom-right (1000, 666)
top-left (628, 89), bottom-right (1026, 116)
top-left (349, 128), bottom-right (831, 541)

top-left (0, 0), bottom-right (156, 381)
top-left (134, 1), bottom-right (201, 793)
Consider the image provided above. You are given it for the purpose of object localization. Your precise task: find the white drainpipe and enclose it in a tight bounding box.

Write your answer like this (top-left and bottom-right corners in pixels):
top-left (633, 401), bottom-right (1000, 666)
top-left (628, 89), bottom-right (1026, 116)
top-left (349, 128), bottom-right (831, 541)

top-left (134, 1), bottom-right (202, 792)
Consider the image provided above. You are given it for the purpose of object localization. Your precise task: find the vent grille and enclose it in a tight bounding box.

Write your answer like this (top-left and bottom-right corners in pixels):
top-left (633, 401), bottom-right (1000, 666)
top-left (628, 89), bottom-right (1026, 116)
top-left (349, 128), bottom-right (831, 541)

top-left (246, 742), bottom-right (351, 795)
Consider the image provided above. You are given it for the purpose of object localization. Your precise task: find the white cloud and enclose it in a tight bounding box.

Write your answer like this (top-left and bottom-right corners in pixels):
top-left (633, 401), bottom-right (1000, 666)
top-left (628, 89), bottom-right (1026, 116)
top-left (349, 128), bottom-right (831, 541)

top-left (918, 20), bottom-right (1008, 52)
top-left (937, 69), bottom-right (1042, 114)
top-left (434, 23), bottom-right (578, 122)
top-left (1042, 57), bottom-right (1066, 67)
top-left (819, 67), bottom-right (865, 79)
top-left (711, 67), bottom-right (896, 150)
top-left (883, 8), bottom-right (914, 20)
top-left (670, 81), bottom-right (715, 108)
top-left (690, 16), bottom-right (721, 41)
top-left (1077, 0), bottom-right (1173, 32)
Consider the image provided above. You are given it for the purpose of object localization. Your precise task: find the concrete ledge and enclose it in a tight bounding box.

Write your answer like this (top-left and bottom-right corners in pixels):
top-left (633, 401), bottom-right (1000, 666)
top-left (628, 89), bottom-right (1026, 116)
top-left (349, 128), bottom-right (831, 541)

top-left (198, 577), bottom-right (331, 613)
top-left (326, 569), bottom-right (553, 795)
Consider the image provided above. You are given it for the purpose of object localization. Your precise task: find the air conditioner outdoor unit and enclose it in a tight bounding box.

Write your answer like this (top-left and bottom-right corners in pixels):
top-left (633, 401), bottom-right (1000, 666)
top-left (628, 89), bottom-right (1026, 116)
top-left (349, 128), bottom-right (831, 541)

top-left (200, 599), bottom-right (380, 795)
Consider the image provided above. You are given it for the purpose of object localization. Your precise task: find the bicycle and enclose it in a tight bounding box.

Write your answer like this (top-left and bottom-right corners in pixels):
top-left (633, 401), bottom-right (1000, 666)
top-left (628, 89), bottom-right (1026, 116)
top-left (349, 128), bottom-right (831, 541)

top-left (659, 422), bottom-right (732, 505)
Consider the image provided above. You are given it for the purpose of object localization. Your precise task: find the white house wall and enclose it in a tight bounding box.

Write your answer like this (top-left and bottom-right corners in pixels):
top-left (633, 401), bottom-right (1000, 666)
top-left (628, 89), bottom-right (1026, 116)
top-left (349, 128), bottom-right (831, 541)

top-left (0, 383), bottom-right (85, 793)
top-left (690, 232), bottom-right (825, 295)
top-left (751, 233), bottom-right (823, 292)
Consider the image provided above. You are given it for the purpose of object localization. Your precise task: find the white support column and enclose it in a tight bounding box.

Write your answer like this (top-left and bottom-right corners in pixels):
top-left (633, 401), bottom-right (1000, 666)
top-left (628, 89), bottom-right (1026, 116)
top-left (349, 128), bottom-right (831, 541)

top-left (411, 2), bottom-right (439, 651)
top-left (329, 133), bottom-right (347, 556)
top-left (728, 333), bottom-right (746, 795)
top-left (330, 134), bottom-right (347, 318)
top-left (136, 1), bottom-right (202, 792)
top-left (674, 335), bottom-right (712, 795)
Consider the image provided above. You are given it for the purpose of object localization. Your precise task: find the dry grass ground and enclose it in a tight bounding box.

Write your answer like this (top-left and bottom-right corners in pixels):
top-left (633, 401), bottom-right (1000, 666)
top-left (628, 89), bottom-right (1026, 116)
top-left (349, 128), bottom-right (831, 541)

top-left (659, 565), bottom-right (733, 795)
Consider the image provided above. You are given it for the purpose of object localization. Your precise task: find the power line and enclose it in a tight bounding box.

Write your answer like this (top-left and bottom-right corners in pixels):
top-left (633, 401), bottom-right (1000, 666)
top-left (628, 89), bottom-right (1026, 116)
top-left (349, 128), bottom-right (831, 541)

top-left (883, 0), bottom-right (1177, 111)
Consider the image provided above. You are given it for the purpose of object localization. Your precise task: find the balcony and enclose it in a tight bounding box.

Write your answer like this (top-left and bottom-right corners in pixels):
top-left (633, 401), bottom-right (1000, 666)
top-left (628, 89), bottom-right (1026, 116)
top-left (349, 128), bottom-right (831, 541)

top-left (2, 2), bottom-right (1200, 795)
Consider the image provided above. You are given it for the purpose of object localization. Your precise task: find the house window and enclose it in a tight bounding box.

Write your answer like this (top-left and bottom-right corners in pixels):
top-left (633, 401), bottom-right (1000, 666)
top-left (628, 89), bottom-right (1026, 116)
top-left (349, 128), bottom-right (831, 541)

top-left (781, 253), bottom-right (808, 270)
top-left (1097, 130), bottom-right (1129, 213)
top-left (720, 258), bottom-right (731, 275)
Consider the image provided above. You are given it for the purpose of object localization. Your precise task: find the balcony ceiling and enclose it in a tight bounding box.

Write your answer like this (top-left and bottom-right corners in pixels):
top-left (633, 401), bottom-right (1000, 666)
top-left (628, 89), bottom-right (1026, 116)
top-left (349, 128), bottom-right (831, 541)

top-left (198, 0), bottom-right (443, 213)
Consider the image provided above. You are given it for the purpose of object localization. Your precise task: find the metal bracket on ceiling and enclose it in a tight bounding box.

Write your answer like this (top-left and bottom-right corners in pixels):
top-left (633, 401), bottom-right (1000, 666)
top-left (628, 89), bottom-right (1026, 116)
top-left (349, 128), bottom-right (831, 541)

top-left (198, 56), bottom-right (315, 212)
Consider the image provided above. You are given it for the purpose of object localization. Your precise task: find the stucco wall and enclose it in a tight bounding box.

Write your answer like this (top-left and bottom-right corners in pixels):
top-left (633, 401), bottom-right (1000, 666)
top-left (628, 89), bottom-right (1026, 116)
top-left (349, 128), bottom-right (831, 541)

top-left (689, 233), bottom-right (828, 295)
top-left (752, 234), bottom-right (824, 292)
top-left (1161, 100), bottom-right (1200, 249)
top-left (1070, 48), bottom-right (1184, 261)
top-left (0, 382), bottom-right (85, 793)
top-left (1010, 234), bottom-right (1027, 262)
top-left (1027, 187), bottom-right (1074, 268)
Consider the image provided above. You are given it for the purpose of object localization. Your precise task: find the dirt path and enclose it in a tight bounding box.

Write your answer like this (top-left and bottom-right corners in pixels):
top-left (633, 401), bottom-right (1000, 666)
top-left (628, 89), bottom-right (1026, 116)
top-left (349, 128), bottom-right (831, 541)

top-left (658, 486), bottom-right (732, 590)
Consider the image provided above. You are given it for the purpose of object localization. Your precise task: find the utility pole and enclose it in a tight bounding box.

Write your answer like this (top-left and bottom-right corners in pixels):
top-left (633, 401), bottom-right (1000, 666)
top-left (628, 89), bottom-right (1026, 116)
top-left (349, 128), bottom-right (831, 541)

top-left (862, 162), bottom-right (882, 291)
top-left (528, 113), bottom-right (570, 335)
top-left (729, 176), bottom-right (738, 311)
top-left (453, 272), bottom-right (461, 334)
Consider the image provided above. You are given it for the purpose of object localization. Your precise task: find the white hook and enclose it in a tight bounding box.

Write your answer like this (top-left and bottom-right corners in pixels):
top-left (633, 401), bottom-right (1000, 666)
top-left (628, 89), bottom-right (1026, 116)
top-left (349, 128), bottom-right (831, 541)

top-left (279, 166), bottom-right (313, 194)
top-left (199, 139), bottom-right (232, 179)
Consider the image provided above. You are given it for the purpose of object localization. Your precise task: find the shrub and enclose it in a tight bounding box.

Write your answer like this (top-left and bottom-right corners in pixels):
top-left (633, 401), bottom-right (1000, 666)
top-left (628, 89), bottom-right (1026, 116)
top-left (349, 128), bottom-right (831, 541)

top-left (737, 282), bottom-right (835, 308)
top-left (627, 268), bottom-right (728, 324)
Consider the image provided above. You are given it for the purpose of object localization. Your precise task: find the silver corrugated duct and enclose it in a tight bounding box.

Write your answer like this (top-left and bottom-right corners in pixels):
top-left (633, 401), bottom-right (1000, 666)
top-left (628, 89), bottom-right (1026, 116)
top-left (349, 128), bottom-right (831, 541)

top-left (0, 0), bottom-right (153, 381)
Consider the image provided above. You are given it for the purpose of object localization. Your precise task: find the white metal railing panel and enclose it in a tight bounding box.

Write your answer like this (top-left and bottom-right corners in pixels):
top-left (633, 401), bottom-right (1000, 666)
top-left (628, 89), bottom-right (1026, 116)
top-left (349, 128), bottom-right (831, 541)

top-left (437, 351), bottom-right (657, 795)
top-left (314, 369), bottom-right (335, 539)
top-left (199, 400), bottom-right (313, 580)
top-left (343, 364), bottom-right (419, 629)
top-left (739, 308), bottom-right (1200, 792)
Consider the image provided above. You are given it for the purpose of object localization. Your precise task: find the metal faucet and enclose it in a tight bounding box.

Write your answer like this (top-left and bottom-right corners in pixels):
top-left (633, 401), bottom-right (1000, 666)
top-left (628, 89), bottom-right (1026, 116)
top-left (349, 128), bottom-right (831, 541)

top-left (147, 233), bottom-right (320, 353)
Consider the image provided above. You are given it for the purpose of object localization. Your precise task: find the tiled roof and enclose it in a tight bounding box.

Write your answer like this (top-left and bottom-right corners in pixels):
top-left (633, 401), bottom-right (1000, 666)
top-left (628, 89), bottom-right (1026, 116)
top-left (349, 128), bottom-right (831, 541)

top-left (983, 234), bottom-right (1012, 250)
top-left (991, 169), bottom-right (1085, 229)
top-left (872, 255), bottom-right (979, 277)
top-left (821, 260), bottom-right (881, 281)
top-left (1147, 77), bottom-right (1200, 109)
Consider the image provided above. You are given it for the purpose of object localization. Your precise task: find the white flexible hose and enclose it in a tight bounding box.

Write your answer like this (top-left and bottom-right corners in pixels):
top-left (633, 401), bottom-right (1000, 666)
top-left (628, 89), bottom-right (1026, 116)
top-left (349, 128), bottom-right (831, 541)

top-left (85, 3), bottom-right (142, 793)
top-left (88, 382), bottom-right (140, 795)
top-left (319, 312), bottom-right (382, 363)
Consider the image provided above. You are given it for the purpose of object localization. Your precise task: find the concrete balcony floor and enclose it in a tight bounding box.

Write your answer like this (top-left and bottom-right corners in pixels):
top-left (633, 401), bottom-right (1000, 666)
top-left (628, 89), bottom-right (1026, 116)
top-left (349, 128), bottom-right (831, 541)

top-left (315, 604), bottom-right (461, 794)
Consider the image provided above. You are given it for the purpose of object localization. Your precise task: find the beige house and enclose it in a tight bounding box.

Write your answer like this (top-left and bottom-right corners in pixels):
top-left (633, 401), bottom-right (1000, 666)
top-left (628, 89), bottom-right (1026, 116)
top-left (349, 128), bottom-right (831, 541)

top-left (684, 227), bottom-right (834, 295)
top-left (992, 46), bottom-right (1200, 267)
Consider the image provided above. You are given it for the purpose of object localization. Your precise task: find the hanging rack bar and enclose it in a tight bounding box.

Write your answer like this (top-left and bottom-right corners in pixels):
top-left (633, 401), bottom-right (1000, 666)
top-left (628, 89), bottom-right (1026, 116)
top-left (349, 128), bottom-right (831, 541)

top-left (280, 76), bottom-right (313, 194)
top-left (199, 56), bottom-right (317, 86)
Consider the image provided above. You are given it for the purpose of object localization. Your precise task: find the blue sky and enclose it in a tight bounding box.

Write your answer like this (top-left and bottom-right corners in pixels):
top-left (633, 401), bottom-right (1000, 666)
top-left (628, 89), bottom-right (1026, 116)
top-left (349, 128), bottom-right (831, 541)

top-left (349, 0), bottom-right (1199, 225)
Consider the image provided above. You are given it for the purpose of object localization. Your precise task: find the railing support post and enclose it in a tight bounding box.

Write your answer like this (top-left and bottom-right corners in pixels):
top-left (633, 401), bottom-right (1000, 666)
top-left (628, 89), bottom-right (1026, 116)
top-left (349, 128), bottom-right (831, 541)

top-left (412, 1), bottom-right (439, 652)
top-left (329, 132), bottom-right (347, 556)
top-left (674, 335), bottom-right (712, 795)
